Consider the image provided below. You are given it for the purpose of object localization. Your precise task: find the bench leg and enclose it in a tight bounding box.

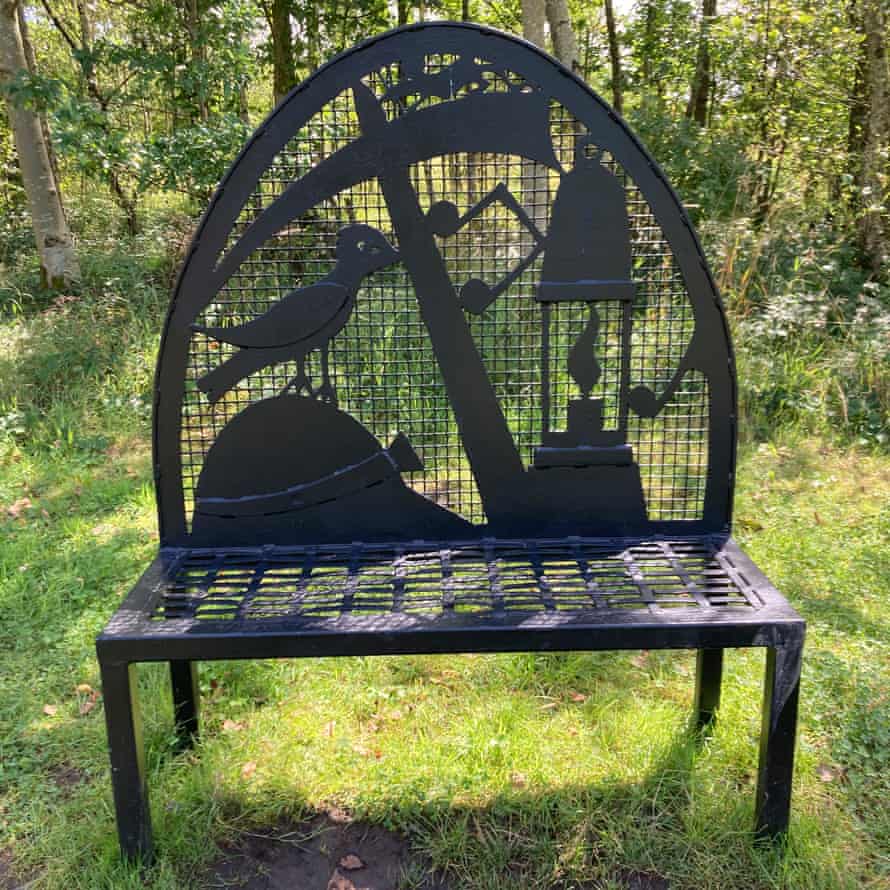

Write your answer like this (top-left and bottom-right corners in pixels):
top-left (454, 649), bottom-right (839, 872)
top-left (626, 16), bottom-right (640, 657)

top-left (170, 660), bottom-right (200, 749)
top-left (693, 647), bottom-right (723, 730)
top-left (100, 660), bottom-right (153, 863)
top-left (755, 634), bottom-right (804, 839)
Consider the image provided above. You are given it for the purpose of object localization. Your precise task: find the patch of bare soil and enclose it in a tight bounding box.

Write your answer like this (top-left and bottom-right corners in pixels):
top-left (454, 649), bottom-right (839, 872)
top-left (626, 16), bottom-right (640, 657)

top-left (49, 764), bottom-right (88, 798)
top-left (203, 814), bottom-right (450, 890)
top-left (615, 868), bottom-right (670, 890)
top-left (0, 848), bottom-right (33, 890)
top-left (555, 868), bottom-right (669, 890)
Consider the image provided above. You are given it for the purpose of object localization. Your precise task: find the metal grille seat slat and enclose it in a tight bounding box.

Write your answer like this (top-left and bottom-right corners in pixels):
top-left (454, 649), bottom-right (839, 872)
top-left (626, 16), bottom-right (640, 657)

top-left (144, 537), bottom-right (765, 627)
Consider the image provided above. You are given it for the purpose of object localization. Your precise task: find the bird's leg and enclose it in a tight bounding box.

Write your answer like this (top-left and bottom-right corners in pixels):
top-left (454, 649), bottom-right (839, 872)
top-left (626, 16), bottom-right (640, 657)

top-left (313, 346), bottom-right (338, 405)
top-left (281, 354), bottom-right (314, 399)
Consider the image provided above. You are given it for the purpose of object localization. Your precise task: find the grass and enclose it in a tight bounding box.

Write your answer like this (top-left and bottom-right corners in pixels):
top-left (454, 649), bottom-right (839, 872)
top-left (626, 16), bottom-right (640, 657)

top-left (1, 226), bottom-right (889, 888)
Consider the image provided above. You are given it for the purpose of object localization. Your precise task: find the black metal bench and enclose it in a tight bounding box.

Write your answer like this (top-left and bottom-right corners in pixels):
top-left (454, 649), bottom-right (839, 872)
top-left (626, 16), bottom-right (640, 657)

top-left (97, 22), bottom-right (805, 863)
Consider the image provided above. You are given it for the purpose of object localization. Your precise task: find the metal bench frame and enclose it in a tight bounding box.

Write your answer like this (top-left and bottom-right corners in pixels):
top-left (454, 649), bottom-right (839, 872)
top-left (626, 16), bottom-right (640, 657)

top-left (97, 22), bottom-right (804, 863)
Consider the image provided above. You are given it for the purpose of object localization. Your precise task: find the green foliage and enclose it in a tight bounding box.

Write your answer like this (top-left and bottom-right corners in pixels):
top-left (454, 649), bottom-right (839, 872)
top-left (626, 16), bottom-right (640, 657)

top-left (628, 105), bottom-right (751, 220)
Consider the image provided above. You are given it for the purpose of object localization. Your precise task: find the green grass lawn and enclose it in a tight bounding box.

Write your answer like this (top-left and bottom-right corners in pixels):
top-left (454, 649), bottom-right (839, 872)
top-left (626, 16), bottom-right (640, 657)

top-left (0, 251), bottom-right (888, 888)
top-left (2, 432), bottom-right (888, 890)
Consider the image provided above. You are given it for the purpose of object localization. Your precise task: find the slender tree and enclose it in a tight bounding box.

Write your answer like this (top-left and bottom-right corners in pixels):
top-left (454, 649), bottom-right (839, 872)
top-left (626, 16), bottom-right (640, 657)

top-left (521, 0), bottom-right (548, 246)
top-left (858, 0), bottom-right (888, 274)
top-left (603, 0), bottom-right (623, 113)
top-left (265, 0), bottom-right (297, 105)
top-left (686, 0), bottom-right (716, 125)
top-left (183, 0), bottom-right (209, 121)
top-left (17, 0), bottom-right (58, 186)
top-left (640, 0), bottom-right (657, 87)
top-left (546, 0), bottom-right (579, 75)
top-left (0, 0), bottom-right (79, 287)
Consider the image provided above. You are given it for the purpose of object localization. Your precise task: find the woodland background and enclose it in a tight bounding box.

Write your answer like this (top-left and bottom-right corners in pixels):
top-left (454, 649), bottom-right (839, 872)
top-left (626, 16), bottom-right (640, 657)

top-left (0, 0), bottom-right (888, 446)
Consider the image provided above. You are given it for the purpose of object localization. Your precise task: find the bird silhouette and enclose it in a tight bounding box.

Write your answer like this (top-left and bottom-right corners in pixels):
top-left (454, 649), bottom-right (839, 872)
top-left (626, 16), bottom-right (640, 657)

top-left (193, 224), bottom-right (399, 404)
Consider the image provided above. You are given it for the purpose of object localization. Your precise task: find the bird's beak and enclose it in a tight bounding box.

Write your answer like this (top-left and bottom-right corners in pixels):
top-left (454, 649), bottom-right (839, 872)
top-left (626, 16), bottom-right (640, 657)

top-left (373, 244), bottom-right (400, 271)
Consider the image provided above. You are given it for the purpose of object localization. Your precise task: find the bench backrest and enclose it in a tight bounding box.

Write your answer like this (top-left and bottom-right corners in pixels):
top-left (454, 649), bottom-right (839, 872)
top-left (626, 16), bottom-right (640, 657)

top-left (153, 22), bottom-right (736, 548)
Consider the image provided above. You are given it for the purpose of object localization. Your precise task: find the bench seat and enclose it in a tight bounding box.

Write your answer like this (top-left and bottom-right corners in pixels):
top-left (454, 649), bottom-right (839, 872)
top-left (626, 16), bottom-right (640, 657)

top-left (99, 537), bottom-right (802, 661)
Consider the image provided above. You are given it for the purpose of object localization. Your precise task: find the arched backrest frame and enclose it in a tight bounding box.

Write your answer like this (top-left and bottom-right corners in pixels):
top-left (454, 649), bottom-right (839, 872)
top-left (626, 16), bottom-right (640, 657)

top-left (153, 21), bottom-right (737, 547)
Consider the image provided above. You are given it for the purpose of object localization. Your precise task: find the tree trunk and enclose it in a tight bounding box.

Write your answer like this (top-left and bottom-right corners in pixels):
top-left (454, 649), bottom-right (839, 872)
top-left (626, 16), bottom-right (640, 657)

top-left (17, 0), bottom-right (59, 188)
top-left (397, 0), bottom-right (409, 26)
top-left (462, 0), bottom-right (469, 21)
top-left (846, 3), bottom-right (867, 204)
top-left (546, 0), bottom-right (579, 74)
top-left (184, 0), bottom-right (208, 120)
top-left (603, 0), bottom-right (623, 114)
top-left (270, 0), bottom-right (296, 105)
top-left (858, 0), bottom-right (888, 274)
top-left (686, 0), bottom-right (716, 125)
top-left (521, 0), bottom-right (549, 249)
top-left (641, 0), bottom-right (655, 87)
top-left (0, 0), bottom-right (79, 287)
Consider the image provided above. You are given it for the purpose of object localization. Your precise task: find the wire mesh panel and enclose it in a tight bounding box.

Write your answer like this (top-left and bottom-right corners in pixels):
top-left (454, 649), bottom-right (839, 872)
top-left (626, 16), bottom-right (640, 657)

top-left (158, 24), bottom-right (734, 546)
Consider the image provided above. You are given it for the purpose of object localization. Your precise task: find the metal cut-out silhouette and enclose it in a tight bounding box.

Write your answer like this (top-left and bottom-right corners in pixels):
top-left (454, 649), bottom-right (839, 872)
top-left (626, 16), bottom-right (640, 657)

top-left (427, 135), bottom-right (642, 503)
top-left (149, 24), bottom-right (739, 545)
top-left (193, 224), bottom-right (399, 404)
top-left (193, 395), bottom-right (471, 544)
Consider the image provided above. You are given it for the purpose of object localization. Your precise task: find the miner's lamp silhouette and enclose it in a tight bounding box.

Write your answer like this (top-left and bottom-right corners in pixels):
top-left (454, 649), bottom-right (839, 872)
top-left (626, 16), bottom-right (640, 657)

top-left (433, 133), bottom-right (647, 526)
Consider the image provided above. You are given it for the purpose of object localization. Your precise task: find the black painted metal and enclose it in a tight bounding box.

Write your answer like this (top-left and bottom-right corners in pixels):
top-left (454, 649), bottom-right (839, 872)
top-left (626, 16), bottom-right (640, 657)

top-left (693, 647), bottom-right (724, 729)
top-left (169, 660), bottom-right (200, 749)
top-left (97, 22), bottom-right (804, 863)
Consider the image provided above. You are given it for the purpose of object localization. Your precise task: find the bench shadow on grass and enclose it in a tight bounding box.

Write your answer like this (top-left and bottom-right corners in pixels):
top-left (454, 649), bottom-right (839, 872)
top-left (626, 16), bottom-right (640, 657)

top-left (189, 725), bottom-right (736, 890)
top-left (119, 645), bottom-right (814, 890)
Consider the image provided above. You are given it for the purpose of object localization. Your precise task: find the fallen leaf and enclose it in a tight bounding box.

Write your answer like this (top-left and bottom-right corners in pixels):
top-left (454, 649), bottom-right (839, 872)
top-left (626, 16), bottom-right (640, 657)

top-left (339, 854), bottom-right (364, 870)
top-left (388, 709), bottom-right (403, 721)
top-left (241, 761), bottom-right (257, 779)
top-left (222, 719), bottom-right (244, 732)
top-left (79, 698), bottom-right (97, 716)
top-left (539, 701), bottom-right (558, 710)
top-left (7, 497), bottom-right (32, 518)
top-left (816, 763), bottom-right (843, 783)
top-left (567, 726), bottom-right (579, 737)
top-left (632, 651), bottom-right (650, 669)
top-left (75, 684), bottom-right (93, 694)
top-left (814, 511), bottom-right (825, 526)
top-left (570, 692), bottom-right (587, 702)
top-left (91, 523), bottom-right (116, 538)
top-left (43, 704), bottom-right (58, 716)
top-left (323, 720), bottom-right (336, 737)
top-left (327, 871), bottom-right (357, 890)
top-left (510, 771), bottom-right (528, 788)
